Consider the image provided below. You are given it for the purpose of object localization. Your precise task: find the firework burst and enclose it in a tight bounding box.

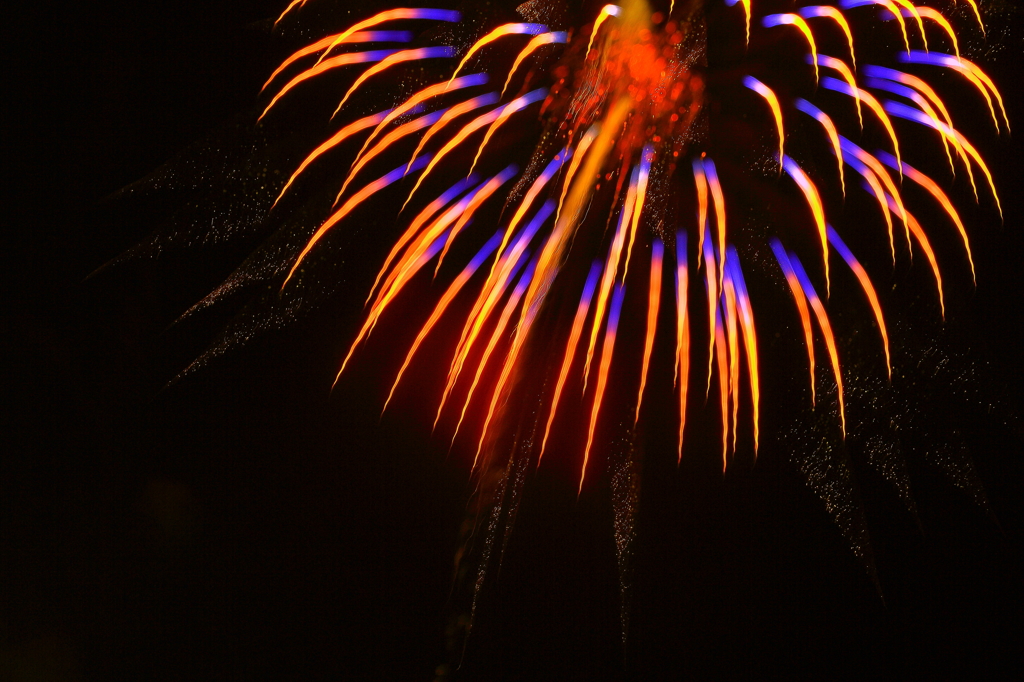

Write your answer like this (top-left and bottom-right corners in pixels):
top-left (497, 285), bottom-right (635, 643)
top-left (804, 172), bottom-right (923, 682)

top-left (255, 0), bottom-right (1002, 488)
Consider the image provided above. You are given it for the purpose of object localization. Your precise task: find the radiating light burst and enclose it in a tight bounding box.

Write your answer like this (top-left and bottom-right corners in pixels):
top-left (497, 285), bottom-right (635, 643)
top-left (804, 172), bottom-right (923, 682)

top-left (252, 0), bottom-right (1008, 496)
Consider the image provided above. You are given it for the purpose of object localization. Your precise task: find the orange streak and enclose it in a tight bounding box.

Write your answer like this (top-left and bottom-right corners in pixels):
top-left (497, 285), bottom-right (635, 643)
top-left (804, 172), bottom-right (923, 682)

top-left (622, 150), bottom-right (653, 283)
top-left (802, 276), bottom-right (846, 437)
top-left (259, 51), bottom-right (390, 121)
top-left (316, 8), bottom-right (451, 64)
top-left (354, 74), bottom-right (489, 179)
top-left (892, 0), bottom-right (926, 51)
top-left (437, 173), bottom-right (513, 275)
top-left (916, 8), bottom-right (959, 60)
top-left (450, 23), bottom-right (542, 86)
top-left (586, 5), bottom-right (620, 56)
top-left (584, 174), bottom-right (636, 388)
top-left (274, 0), bottom-right (306, 28)
top-left (272, 110), bottom-right (386, 209)
top-left (805, 7), bottom-right (856, 70)
top-left (818, 55), bottom-right (863, 129)
top-left (829, 230), bottom-right (891, 380)
top-left (335, 108), bottom-right (449, 204)
top-left (714, 305), bottom-right (729, 471)
top-left (540, 267), bottom-right (600, 461)
top-left (262, 31), bottom-right (389, 94)
top-left (703, 239), bottom-right (718, 401)
top-left (675, 240), bottom-right (691, 462)
top-left (899, 160), bottom-right (975, 283)
top-left (635, 242), bottom-right (663, 424)
top-left (707, 166), bottom-right (727, 296)
top-left (402, 107), bottom-right (502, 211)
top-left (581, 287), bottom-right (624, 493)
top-left (853, 148), bottom-right (909, 251)
top-left (382, 261), bottom-right (480, 409)
top-left (501, 32), bottom-right (563, 97)
top-left (733, 269), bottom-right (759, 454)
top-left (693, 161), bottom-right (709, 268)
top-left (333, 48), bottom-right (451, 116)
top-left (451, 276), bottom-right (526, 443)
top-left (724, 277), bottom-right (740, 455)
top-left (899, 204), bottom-right (946, 319)
top-left (744, 78), bottom-right (785, 171)
top-left (554, 126), bottom-right (599, 226)
top-left (782, 268), bottom-right (816, 406)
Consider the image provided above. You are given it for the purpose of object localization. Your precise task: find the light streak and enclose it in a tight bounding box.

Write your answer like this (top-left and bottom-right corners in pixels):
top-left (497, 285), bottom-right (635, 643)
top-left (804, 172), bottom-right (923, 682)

top-left (635, 239), bottom-right (663, 423)
top-left (333, 46), bottom-right (456, 117)
top-left (540, 262), bottom-right (602, 462)
top-left (586, 5), bottom-right (622, 56)
top-left (826, 226), bottom-right (891, 379)
top-left (898, 51), bottom-right (1010, 133)
top-left (770, 240), bottom-right (816, 405)
top-left (794, 99), bottom-right (845, 197)
top-left (315, 8), bottom-right (461, 64)
top-left (259, 49), bottom-right (398, 121)
top-left (501, 32), bottom-right (568, 97)
top-left (743, 77), bottom-right (784, 171)
top-left (762, 14), bottom-right (819, 82)
top-left (782, 156), bottom-right (830, 296)
top-left (674, 232), bottom-right (690, 461)
top-left (449, 23), bottom-right (548, 86)
top-left (798, 6), bottom-right (856, 70)
top-left (581, 283), bottom-right (626, 493)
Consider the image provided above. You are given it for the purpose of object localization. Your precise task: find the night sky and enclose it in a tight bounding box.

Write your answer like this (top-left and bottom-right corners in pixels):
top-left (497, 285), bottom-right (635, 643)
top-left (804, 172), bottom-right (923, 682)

top-left (5, 0), bottom-right (1024, 679)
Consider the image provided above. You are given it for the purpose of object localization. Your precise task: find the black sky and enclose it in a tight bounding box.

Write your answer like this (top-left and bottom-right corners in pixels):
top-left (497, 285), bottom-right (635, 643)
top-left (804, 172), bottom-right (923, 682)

top-left (5, 1), bottom-right (1024, 679)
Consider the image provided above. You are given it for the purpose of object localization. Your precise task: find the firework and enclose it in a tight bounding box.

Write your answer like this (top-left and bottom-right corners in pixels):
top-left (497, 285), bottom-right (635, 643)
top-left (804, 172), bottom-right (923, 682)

top-left (253, 0), bottom-right (1002, 497)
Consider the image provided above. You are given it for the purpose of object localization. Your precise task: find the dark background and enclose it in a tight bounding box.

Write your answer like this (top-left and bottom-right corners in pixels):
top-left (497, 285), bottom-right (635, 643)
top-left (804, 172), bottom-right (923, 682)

top-left (5, 1), bottom-right (1024, 679)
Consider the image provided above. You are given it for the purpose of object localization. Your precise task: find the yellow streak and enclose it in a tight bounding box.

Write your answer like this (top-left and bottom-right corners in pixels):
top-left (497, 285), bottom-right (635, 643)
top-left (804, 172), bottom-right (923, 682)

top-left (333, 49), bottom-right (441, 116)
top-left (819, 55), bottom-right (863, 129)
top-left (808, 7), bottom-right (856, 71)
top-left (540, 277), bottom-right (597, 461)
top-left (635, 245), bottom-right (662, 423)
top-left (467, 97), bottom-right (531, 178)
top-left (622, 160), bottom-right (650, 283)
top-left (803, 282), bottom-right (846, 436)
top-left (554, 127), bottom-right (599, 226)
top-left (901, 163), bottom-right (975, 283)
top-left (491, 160), bottom-right (563, 275)
top-left (584, 181), bottom-right (635, 388)
top-left (259, 52), bottom-right (381, 121)
top-left (878, 0), bottom-right (911, 53)
top-left (782, 15), bottom-right (820, 82)
top-left (586, 5), bottom-right (619, 56)
top-left (892, 0), bottom-right (927, 52)
top-left (740, 0), bottom-right (751, 46)
top-left (790, 163), bottom-right (830, 297)
top-left (939, 122), bottom-right (1003, 218)
top-left (402, 108), bottom-right (500, 211)
top-left (675, 250), bottom-right (690, 462)
top-left (752, 82), bottom-right (785, 171)
top-left (960, 57), bottom-right (1010, 133)
top-left (813, 110), bottom-right (845, 197)
top-left (274, 0), bottom-right (306, 29)
top-left (782, 269), bottom-right (816, 406)
top-left (900, 204), bottom-right (946, 319)
top-left (693, 163), bottom-right (709, 267)
top-left (272, 111), bottom-right (384, 209)
top-left (708, 171), bottom-right (727, 296)
top-left (898, 74), bottom-right (972, 189)
top-left (959, 0), bottom-right (985, 34)
top-left (450, 24), bottom-right (534, 86)
top-left (916, 8), bottom-right (959, 60)
top-left (501, 33), bottom-right (560, 97)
